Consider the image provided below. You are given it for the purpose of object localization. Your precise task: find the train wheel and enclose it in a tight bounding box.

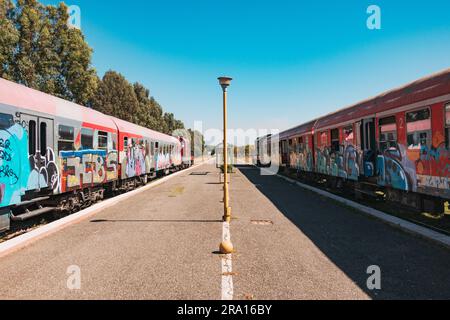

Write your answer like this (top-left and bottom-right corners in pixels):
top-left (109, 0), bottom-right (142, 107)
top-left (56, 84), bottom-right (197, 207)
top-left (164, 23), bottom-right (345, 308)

top-left (421, 196), bottom-right (445, 216)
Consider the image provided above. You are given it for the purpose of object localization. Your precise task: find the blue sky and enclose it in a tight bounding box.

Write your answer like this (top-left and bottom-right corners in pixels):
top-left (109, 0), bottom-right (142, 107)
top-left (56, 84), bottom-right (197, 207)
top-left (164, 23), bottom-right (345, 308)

top-left (42, 0), bottom-right (450, 143)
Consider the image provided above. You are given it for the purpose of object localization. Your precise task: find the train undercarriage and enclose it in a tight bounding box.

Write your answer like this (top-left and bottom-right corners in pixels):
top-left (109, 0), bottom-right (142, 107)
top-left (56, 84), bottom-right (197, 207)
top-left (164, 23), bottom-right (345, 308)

top-left (279, 165), bottom-right (447, 216)
top-left (1, 163), bottom-right (190, 234)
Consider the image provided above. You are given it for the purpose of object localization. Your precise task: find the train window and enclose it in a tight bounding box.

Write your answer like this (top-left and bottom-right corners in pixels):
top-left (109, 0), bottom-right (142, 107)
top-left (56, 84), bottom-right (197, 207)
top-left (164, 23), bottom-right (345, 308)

top-left (29, 120), bottom-right (36, 154)
top-left (0, 113), bottom-right (13, 129)
top-left (406, 109), bottom-right (430, 123)
top-left (98, 131), bottom-right (108, 150)
top-left (151, 142), bottom-right (155, 156)
top-left (111, 133), bottom-right (117, 150)
top-left (296, 137), bottom-right (303, 153)
top-left (364, 122), bottom-right (372, 150)
top-left (124, 137), bottom-right (128, 149)
top-left (58, 125), bottom-right (74, 151)
top-left (379, 116), bottom-right (397, 152)
top-left (446, 103), bottom-right (450, 126)
top-left (81, 128), bottom-right (93, 150)
top-left (320, 131), bottom-right (328, 146)
top-left (331, 129), bottom-right (339, 151)
top-left (282, 140), bottom-right (288, 154)
top-left (155, 142), bottom-right (159, 149)
top-left (40, 122), bottom-right (47, 156)
top-left (406, 108), bottom-right (431, 149)
top-left (344, 126), bottom-right (353, 144)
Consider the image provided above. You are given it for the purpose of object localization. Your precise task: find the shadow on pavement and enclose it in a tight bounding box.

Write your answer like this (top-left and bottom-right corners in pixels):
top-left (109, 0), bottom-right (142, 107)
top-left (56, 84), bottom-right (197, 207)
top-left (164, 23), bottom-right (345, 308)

top-left (235, 165), bottom-right (450, 300)
top-left (91, 219), bottom-right (222, 223)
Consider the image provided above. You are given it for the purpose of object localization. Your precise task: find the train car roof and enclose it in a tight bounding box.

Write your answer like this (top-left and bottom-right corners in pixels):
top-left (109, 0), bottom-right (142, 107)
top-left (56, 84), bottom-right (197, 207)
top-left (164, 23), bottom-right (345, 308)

top-left (0, 77), bottom-right (117, 130)
top-left (276, 68), bottom-right (450, 139)
top-left (279, 120), bottom-right (317, 140)
top-left (111, 116), bottom-right (179, 144)
top-left (314, 68), bottom-right (450, 130)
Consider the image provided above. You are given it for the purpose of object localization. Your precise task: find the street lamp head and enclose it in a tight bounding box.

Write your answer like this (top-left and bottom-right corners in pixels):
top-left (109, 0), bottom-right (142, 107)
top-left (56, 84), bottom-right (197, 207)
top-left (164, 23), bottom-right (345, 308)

top-left (218, 76), bottom-right (233, 91)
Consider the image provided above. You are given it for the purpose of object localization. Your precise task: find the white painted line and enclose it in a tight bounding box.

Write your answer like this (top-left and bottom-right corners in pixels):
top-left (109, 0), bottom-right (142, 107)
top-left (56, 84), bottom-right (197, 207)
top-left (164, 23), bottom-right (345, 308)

top-left (221, 221), bottom-right (234, 300)
top-left (0, 161), bottom-right (209, 258)
top-left (267, 169), bottom-right (450, 249)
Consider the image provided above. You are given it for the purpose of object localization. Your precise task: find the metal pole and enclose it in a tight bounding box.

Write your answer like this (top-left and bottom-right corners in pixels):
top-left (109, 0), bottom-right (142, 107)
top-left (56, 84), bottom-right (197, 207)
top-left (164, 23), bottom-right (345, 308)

top-left (223, 88), bottom-right (231, 222)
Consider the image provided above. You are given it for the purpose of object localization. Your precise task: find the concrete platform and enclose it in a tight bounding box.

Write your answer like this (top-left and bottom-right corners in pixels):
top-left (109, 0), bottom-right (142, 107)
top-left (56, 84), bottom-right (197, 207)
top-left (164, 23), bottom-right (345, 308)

top-left (0, 164), bottom-right (449, 300)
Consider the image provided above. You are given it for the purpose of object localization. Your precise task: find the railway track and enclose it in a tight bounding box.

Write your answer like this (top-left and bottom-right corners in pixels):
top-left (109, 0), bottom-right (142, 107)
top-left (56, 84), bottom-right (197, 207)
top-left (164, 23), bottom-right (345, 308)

top-left (0, 167), bottom-right (190, 244)
top-left (278, 169), bottom-right (450, 237)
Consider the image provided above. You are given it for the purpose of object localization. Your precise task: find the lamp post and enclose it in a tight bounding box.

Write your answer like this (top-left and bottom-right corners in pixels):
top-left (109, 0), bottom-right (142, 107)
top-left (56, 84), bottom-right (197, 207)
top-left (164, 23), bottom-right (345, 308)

top-left (218, 76), bottom-right (232, 223)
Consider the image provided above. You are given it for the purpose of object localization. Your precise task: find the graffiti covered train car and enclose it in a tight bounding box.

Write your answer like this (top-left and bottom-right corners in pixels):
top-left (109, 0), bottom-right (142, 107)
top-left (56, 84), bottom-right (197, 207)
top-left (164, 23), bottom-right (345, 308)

top-left (257, 68), bottom-right (450, 214)
top-left (0, 78), bottom-right (190, 232)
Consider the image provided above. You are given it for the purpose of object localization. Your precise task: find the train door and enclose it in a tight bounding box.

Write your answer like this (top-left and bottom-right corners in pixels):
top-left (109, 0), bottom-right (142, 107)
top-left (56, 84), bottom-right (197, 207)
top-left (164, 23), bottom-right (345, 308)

top-left (20, 113), bottom-right (37, 159)
top-left (39, 118), bottom-right (54, 157)
top-left (361, 118), bottom-right (376, 177)
top-left (20, 114), bottom-right (56, 190)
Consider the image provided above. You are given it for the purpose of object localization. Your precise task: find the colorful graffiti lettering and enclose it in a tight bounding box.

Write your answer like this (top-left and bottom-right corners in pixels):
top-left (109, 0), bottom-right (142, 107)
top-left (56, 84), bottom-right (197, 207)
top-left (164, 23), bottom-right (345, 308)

top-left (315, 145), bottom-right (360, 181)
top-left (126, 143), bottom-right (146, 178)
top-left (316, 148), bottom-right (331, 176)
top-left (290, 146), bottom-right (314, 173)
top-left (0, 124), bottom-right (31, 207)
top-left (60, 149), bottom-right (117, 191)
top-left (342, 145), bottom-right (360, 180)
top-left (376, 138), bottom-right (450, 195)
top-left (27, 148), bottom-right (59, 191)
top-left (120, 140), bottom-right (172, 179)
top-left (376, 144), bottom-right (417, 192)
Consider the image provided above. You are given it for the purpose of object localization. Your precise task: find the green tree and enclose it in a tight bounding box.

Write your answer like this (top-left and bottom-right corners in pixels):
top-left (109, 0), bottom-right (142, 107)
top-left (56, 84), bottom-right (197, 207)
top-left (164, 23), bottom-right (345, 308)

top-left (163, 112), bottom-right (185, 135)
top-left (133, 82), bottom-right (152, 128)
top-left (1, 0), bottom-right (183, 134)
top-left (133, 82), bottom-right (171, 132)
top-left (188, 129), bottom-right (205, 158)
top-left (0, 0), bottom-right (19, 80)
top-left (12, 0), bottom-right (44, 88)
top-left (92, 70), bottom-right (139, 123)
top-left (149, 97), bottom-right (168, 133)
top-left (49, 3), bottom-right (98, 105)
top-left (9, 1), bottom-right (97, 103)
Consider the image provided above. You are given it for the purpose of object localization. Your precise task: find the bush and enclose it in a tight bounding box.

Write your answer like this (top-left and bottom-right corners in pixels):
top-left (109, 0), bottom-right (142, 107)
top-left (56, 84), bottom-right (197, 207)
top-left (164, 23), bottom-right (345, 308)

top-left (220, 164), bottom-right (234, 173)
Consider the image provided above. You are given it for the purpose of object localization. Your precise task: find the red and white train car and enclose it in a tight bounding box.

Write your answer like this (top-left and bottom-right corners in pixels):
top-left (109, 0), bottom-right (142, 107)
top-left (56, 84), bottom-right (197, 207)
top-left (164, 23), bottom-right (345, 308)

top-left (0, 78), bottom-right (189, 232)
top-left (258, 68), bottom-right (450, 213)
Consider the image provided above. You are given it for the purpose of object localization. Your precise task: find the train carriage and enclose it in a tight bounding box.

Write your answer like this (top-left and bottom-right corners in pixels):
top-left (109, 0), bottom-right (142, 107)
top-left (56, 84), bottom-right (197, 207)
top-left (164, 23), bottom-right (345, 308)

top-left (179, 136), bottom-right (192, 168)
top-left (279, 120), bottom-right (316, 173)
top-left (0, 78), bottom-right (121, 230)
top-left (0, 77), bottom-right (190, 233)
top-left (257, 68), bottom-right (450, 214)
top-left (256, 134), bottom-right (272, 167)
top-left (111, 117), bottom-right (181, 185)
